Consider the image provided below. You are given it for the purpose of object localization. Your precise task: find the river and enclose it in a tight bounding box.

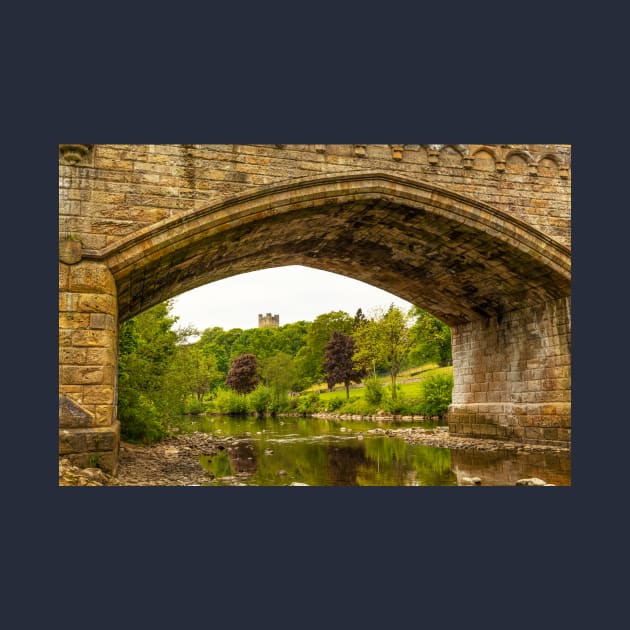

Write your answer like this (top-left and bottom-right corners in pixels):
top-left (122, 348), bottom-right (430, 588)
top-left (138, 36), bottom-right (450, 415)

top-left (177, 415), bottom-right (571, 486)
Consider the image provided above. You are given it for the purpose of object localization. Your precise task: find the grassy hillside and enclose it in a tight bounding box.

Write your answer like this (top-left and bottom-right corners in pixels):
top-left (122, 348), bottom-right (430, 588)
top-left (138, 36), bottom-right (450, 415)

top-left (298, 363), bottom-right (454, 417)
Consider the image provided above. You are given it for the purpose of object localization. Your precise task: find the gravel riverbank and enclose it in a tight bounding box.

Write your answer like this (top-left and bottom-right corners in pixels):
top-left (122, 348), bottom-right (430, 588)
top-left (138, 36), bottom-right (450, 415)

top-left (59, 425), bottom-right (569, 487)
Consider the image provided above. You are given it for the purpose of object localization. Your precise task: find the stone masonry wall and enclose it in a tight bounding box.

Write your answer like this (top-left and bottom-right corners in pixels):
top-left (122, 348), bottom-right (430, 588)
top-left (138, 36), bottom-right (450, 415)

top-left (448, 296), bottom-right (571, 445)
top-left (58, 144), bottom-right (571, 470)
top-left (58, 259), bottom-right (120, 473)
top-left (59, 144), bottom-right (571, 253)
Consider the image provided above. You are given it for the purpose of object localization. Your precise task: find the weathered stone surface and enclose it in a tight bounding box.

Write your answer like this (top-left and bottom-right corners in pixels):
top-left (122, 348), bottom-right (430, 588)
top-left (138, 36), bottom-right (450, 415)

top-left (515, 477), bottom-right (548, 486)
top-left (58, 144), bottom-right (571, 471)
top-left (59, 395), bottom-right (94, 428)
top-left (58, 421), bottom-right (120, 475)
top-left (68, 261), bottom-right (116, 294)
top-left (59, 239), bottom-right (82, 264)
top-left (447, 296), bottom-right (570, 446)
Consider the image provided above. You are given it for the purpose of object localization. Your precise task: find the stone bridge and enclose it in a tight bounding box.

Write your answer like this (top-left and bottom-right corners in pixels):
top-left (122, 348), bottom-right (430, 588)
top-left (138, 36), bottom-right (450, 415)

top-left (58, 144), bottom-right (571, 473)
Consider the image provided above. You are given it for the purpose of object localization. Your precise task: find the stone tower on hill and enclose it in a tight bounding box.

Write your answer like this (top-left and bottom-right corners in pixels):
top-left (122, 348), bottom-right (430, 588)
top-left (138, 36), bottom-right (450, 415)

top-left (258, 313), bottom-right (279, 328)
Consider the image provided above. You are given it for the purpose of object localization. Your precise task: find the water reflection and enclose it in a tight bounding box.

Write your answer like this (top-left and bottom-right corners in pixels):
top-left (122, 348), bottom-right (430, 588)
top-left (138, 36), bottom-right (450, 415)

top-left (451, 449), bottom-right (571, 486)
top-left (183, 415), bottom-right (570, 486)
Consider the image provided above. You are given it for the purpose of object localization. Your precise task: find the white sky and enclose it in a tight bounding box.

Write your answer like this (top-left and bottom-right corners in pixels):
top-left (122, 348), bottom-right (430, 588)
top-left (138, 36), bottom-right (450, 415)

top-left (170, 265), bottom-right (413, 333)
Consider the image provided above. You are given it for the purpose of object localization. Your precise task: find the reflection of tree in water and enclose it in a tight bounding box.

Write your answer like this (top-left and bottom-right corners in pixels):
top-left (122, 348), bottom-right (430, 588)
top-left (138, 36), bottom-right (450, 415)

top-left (359, 437), bottom-right (456, 486)
top-left (325, 442), bottom-right (370, 485)
top-left (226, 441), bottom-right (258, 474)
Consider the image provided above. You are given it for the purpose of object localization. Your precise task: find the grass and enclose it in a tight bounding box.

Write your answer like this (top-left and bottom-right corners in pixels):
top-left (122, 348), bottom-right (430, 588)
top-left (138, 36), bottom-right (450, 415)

top-left (307, 363), bottom-right (452, 402)
top-left (303, 362), bottom-right (454, 417)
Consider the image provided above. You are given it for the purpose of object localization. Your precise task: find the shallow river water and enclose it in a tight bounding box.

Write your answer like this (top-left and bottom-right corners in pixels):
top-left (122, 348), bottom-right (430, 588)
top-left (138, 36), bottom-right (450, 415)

top-left (181, 415), bottom-right (571, 486)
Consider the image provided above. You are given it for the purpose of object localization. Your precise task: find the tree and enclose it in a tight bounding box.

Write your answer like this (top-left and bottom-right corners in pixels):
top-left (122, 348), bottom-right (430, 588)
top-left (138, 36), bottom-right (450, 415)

top-left (353, 305), bottom-right (413, 400)
top-left (117, 301), bottom-right (182, 442)
top-left (197, 326), bottom-right (243, 379)
top-left (261, 352), bottom-right (298, 409)
top-left (408, 307), bottom-right (452, 367)
top-left (323, 332), bottom-right (366, 399)
top-left (226, 353), bottom-right (260, 394)
top-left (352, 317), bottom-right (384, 378)
top-left (353, 308), bottom-right (367, 330)
top-left (167, 344), bottom-right (220, 402)
top-left (294, 310), bottom-right (354, 386)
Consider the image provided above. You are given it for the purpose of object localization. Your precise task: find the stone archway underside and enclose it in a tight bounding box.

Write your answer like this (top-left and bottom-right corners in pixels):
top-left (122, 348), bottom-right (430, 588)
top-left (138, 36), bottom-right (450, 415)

top-left (100, 173), bottom-right (570, 325)
top-left (60, 173), bottom-right (571, 473)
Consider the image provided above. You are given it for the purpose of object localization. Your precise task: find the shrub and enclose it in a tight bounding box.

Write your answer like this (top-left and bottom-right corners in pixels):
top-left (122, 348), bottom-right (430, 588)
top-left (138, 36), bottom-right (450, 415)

top-left (419, 373), bottom-right (454, 417)
top-left (324, 396), bottom-right (345, 412)
top-left (338, 397), bottom-right (374, 416)
top-left (249, 385), bottom-right (272, 416)
top-left (363, 376), bottom-right (384, 405)
top-left (296, 392), bottom-right (320, 415)
top-left (213, 388), bottom-right (250, 415)
top-left (382, 395), bottom-right (407, 415)
top-left (119, 391), bottom-right (167, 443)
top-left (183, 398), bottom-right (207, 415)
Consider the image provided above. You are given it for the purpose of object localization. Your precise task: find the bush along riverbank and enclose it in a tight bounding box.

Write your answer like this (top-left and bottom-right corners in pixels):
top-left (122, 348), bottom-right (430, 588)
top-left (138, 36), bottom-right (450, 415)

top-left (193, 365), bottom-right (455, 420)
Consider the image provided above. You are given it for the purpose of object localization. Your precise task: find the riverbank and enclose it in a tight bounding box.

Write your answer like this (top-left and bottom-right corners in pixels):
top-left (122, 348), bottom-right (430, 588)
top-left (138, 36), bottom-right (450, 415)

top-left (59, 423), bottom-right (570, 487)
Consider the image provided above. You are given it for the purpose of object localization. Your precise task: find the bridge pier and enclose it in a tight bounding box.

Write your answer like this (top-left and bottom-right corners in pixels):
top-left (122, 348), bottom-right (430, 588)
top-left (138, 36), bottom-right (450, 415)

top-left (447, 296), bottom-right (571, 446)
top-left (59, 258), bottom-right (120, 474)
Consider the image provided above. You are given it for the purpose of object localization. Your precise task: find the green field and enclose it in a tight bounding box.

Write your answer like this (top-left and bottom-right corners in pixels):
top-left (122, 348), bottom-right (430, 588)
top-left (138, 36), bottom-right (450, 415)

top-left (307, 363), bottom-right (453, 403)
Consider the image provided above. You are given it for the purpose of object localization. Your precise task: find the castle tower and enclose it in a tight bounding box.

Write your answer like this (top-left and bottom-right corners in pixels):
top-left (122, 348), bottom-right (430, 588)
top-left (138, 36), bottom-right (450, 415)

top-left (258, 312), bottom-right (280, 328)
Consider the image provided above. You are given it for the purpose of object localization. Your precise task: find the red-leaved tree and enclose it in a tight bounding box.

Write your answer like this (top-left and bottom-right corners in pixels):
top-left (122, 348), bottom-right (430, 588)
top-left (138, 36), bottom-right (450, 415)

top-left (323, 332), bottom-right (366, 399)
top-left (226, 353), bottom-right (260, 394)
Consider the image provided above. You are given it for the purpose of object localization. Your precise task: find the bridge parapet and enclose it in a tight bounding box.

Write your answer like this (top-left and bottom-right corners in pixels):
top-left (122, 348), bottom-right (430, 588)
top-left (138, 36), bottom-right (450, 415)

top-left (59, 144), bottom-right (571, 254)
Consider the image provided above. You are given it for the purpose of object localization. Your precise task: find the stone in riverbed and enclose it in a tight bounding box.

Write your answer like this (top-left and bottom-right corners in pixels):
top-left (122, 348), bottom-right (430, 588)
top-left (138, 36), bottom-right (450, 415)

top-left (515, 477), bottom-right (547, 486)
top-left (461, 476), bottom-right (482, 485)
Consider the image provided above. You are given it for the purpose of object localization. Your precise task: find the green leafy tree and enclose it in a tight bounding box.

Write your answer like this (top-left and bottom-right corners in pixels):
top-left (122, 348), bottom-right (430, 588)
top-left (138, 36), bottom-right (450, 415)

top-left (117, 301), bottom-right (182, 442)
top-left (409, 307), bottom-right (452, 367)
top-left (261, 352), bottom-right (297, 411)
top-left (323, 332), bottom-right (366, 399)
top-left (275, 321), bottom-right (310, 356)
top-left (353, 317), bottom-right (385, 378)
top-left (294, 311), bottom-right (354, 386)
top-left (231, 327), bottom-right (279, 361)
top-left (353, 305), bottom-right (413, 400)
top-left (353, 308), bottom-right (367, 330)
top-left (226, 353), bottom-right (260, 394)
top-left (198, 327), bottom-right (243, 379)
top-left (167, 344), bottom-right (220, 401)
top-left (420, 372), bottom-right (454, 417)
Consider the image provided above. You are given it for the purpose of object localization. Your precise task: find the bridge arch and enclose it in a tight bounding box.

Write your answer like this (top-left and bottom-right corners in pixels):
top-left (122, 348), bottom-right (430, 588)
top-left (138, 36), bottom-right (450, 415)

top-left (59, 170), bottom-right (571, 473)
top-left (96, 172), bottom-right (570, 324)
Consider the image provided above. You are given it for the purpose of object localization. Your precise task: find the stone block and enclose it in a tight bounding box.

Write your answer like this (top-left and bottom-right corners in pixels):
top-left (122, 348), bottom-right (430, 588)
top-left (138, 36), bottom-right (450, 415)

top-left (524, 427), bottom-right (544, 440)
top-left (90, 313), bottom-right (116, 330)
top-left (94, 405), bottom-right (114, 426)
top-left (62, 451), bottom-right (119, 476)
top-left (543, 428), bottom-right (559, 440)
top-left (59, 347), bottom-right (87, 365)
top-left (78, 293), bottom-right (116, 314)
top-left (69, 262), bottom-right (116, 294)
top-left (59, 429), bottom-right (86, 453)
top-left (85, 347), bottom-right (116, 366)
top-left (59, 264), bottom-right (69, 290)
top-left (59, 292), bottom-right (80, 312)
top-left (71, 329), bottom-right (115, 348)
top-left (59, 313), bottom-right (91, 329)
top-left (59, 395), bottom-right (95, 428)
top-left (60, 365), bottom-right (107, 385)
top-left (82, 386), bottom-right (115, 405)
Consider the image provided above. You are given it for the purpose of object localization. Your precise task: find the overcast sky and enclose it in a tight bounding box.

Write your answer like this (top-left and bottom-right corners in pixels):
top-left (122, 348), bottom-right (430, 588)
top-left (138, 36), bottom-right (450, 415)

top-left (169, 265), bottom-right (413, 334)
